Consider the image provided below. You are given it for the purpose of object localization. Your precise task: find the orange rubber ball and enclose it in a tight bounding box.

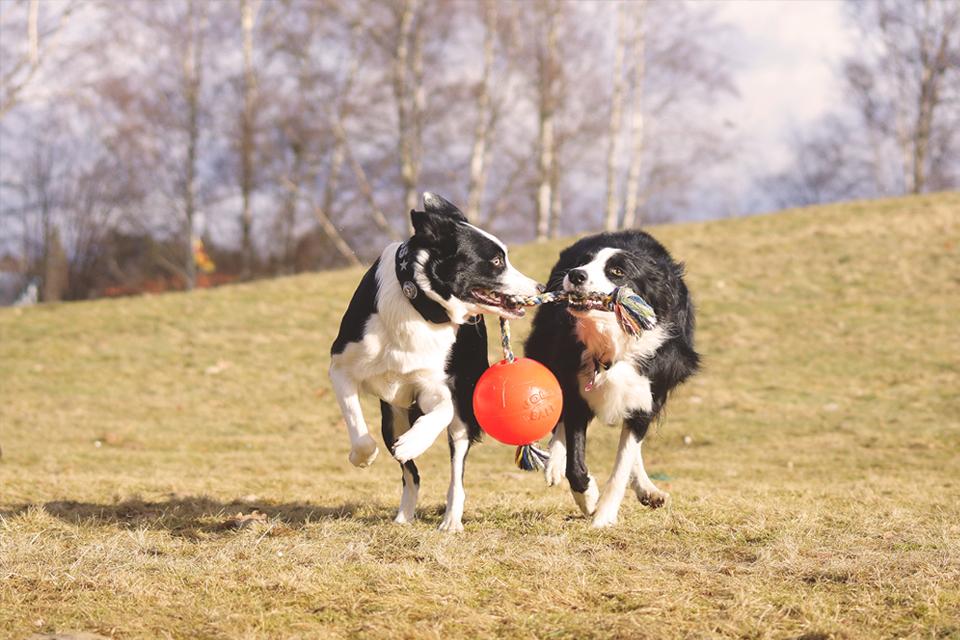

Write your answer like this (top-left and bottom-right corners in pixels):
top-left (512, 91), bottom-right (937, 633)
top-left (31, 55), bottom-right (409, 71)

top-left (472, 357), bottom-right (563, 446)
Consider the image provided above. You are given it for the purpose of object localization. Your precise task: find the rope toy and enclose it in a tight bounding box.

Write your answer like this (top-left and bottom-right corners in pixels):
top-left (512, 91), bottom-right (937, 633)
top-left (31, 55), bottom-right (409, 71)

top-left (487, 286), bottom-right (658, 471)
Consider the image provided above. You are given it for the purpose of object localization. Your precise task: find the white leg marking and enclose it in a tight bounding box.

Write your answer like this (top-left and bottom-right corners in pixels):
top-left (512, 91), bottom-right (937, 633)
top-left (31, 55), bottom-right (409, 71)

top-left (572, 476), bottom-right (600, 516)
top-left (391, 408), bottom-right (419, 524)
top-left (392, 382), bottom-right (454, 463)
top-left (544, 424), bottom-right (567, 487)
top-left (329, 364), bottom-right (379, 467)
top-left (395, 464), bottom-right (419, 524)
top-left (631, 440), bottom-right (669, 508)
top-left (592, 427), bottom-right (640, 528)
top-left (439, 417), bottom-right (469, 533)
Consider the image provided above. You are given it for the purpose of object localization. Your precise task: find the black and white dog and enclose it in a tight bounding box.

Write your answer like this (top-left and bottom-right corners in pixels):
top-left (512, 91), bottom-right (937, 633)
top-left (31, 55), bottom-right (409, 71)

top-left (329, 193), bottom-right (541, 531)
top-left (525, 231), bottom-right (700, 527)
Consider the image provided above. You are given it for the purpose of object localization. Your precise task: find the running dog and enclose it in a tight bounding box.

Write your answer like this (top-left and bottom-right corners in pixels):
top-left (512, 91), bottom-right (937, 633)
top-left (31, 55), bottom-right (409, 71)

top-left (525, 230), bottom-right (700, 527)
top-left (329, 193), bottom-right (541, 531)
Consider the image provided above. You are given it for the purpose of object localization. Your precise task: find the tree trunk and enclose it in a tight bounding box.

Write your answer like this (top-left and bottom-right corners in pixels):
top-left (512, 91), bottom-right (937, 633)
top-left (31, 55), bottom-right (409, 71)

top-left (466, 0), bottom-right (496, 224)
top-left (549, 154), bottom-right (561, 239)
top-left (182, 0), bottom-right (203, 289)
top-left (535, 3), bottom-right (559, 243)
top-left (393, 0), bottom-right (420, 218)
top-left (622, 2), bottom-right (647, 230)
top-left (239, 0), bottom-right (257, 278)
top-left (603, 4), bottom-right (627, 232)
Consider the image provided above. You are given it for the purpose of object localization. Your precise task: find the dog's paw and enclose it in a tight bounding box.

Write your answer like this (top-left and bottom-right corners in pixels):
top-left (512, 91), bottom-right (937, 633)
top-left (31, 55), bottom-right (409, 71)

top-left (591, 506), bottom-right (619, 529)
top-left (349, 435), bottom-right (379, 468)
top-left (437, 515), bottom-right (464, 533)
top-left (394, 510), bottom-right (415, 525)
top-left (544, 440), bottom-right (566, 487)
top-left (572, 476), bottom-right (599, 516)
top-left (636, 487), bottom-right (669, 509)
top-left (544, 454), bottom-right (566, 487)
top-left (391, 428), bottom-right (434, 463)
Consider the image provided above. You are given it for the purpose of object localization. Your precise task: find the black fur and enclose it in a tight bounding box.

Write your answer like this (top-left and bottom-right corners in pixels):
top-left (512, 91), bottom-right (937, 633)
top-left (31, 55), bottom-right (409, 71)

top-left (330, 258), bottom-right (380, 356)
top-left (525, 230), bottom-right (700, 493)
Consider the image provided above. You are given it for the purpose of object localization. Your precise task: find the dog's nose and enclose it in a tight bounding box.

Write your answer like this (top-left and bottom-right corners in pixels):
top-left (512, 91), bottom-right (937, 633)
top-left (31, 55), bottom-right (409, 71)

top-left (536, 283), bottom-right (546, 294)
top-left (568, 269), bottom-right (587, 286)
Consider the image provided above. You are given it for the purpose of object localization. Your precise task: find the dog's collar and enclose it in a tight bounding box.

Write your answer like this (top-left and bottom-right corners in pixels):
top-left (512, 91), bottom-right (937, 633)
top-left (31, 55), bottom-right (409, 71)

top-left (395, 242), bottom-right (451, 324)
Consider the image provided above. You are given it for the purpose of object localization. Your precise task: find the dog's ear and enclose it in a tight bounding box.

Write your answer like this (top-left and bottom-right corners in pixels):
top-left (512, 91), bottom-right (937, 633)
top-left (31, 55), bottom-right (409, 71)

top-left (410, 209), bottom-right (460, 242)
top-left (422, 192), bottom-right (467, 222)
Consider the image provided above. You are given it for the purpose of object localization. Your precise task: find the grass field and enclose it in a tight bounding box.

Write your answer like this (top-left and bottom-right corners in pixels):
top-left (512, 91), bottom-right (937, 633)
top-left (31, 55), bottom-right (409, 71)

top-left (2, 194), bottom-right (959, 639)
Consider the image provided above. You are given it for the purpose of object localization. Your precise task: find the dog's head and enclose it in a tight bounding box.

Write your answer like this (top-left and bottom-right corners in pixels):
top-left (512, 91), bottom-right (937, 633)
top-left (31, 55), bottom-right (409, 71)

top-left (551, 232), bottom-right (685, 322)
top-left (409, 192), bottom-right (541, 320)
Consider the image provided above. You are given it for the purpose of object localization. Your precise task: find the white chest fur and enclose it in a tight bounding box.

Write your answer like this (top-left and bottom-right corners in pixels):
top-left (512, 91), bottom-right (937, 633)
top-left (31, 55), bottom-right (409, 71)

top-left (332, 244), bottom-right (457, 406)
top-left (574, 313), bottom-right (668, 425)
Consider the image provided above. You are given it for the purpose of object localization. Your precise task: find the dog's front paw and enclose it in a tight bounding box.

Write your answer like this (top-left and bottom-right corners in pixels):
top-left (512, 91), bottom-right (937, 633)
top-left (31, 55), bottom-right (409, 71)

top-left (572, 476), bottom-right (599, 516)
top-left (636, 486), bottom-right (670, 509)
top-left (591, 505), bottom-right (619, 528)
top-left (349, 435), bottom-right (379, 468)
top-left (437, 515), bottom-right (464, 533)
top-left (544, 441), bottom-right (566, 487)
top-left (391, 429), bottom-right (433, 463)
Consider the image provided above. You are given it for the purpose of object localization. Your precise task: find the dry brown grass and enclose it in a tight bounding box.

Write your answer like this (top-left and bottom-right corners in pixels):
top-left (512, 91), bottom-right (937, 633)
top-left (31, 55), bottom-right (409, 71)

top-left (1, 193), bottom-right (959, 639)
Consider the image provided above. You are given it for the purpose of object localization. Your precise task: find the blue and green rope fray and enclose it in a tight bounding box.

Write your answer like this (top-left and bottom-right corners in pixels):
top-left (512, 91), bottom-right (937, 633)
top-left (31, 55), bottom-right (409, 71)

top-left (498, 286), bottom-right (657, 471)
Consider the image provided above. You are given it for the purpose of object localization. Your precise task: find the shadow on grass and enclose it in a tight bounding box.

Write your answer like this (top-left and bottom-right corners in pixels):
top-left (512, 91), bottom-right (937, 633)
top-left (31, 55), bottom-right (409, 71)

top-left (1, 495), bottom-right (396, 537)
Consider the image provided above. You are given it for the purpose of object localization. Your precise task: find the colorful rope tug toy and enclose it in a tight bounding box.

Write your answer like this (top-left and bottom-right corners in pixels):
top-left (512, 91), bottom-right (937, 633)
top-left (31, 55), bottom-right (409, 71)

top-left (471, 286), bottom-right (658, 471)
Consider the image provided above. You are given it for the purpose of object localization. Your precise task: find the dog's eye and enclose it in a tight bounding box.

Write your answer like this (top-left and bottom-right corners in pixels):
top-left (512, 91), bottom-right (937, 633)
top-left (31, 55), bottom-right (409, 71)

top-left (491, 256), bottom-right (504, 268)
top-left (608, 267), bottom-right (625, 278)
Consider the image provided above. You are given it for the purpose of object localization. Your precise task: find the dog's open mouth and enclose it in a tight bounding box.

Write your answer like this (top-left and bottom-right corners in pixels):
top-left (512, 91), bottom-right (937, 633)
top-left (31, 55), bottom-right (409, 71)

top-left (470, 288), bottom-right (526, 318)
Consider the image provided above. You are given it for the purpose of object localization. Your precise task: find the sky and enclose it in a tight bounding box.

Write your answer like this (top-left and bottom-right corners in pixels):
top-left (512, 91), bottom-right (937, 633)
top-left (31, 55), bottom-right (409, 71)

top-left (706, 0), bottom-right (856, 215)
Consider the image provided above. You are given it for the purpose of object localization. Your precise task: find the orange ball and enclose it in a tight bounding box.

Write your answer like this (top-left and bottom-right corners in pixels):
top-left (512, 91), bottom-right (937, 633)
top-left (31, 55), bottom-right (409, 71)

top-left (472, 357), bottom-right (563, 446)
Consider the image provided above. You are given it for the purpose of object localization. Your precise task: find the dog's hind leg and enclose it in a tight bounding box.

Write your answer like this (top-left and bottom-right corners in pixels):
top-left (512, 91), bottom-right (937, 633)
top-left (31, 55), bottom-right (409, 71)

top-left (439, 415), bottom-right (471, 533)
top-left (391, 379), bottom-right (454, 463)
top-left (329, 363), bottom-right (379, 467)
top-left (592, 426), bottom-right (640, 528)
top-left (631, 439), bottom-right (669, 508)
top-left (624, 411), bottom-right (669, 508)
top-left (381, 401), bottom-right (420, 524)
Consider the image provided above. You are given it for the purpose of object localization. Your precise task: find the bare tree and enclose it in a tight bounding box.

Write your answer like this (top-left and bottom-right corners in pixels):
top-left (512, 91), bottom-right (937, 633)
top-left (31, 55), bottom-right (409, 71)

top-left (465, 0), bottom-right (497, 224)
top-left (603, 3), bottom-right (627, 232)
top-left (535, 0), bottom-right (561, 242)
top-left (622, 1), bottom-right (648, 229)
top-left (0, 0), bottom-right (79, 120)
top-left (238, 0), bottom-right (260, 278)
top-left (845, 0), bottom-right (960, 194)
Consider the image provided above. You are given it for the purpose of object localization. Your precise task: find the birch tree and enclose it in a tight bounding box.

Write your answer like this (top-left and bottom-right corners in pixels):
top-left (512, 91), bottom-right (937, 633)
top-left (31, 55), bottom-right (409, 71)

top-left (622, 1), bottom-right (648, 229)
top-left (535, 0), bottom-right (561, 242)
top-left (238, 0), bottom-right (260, 278)
top-left (0, 0), bottom-right (80, 120)
top-left (603, 3), bottom-right (627, 232)
top-left (465, 0), bottom-right (497, 224)
top-left (844, 0), bottom-right (960, 194)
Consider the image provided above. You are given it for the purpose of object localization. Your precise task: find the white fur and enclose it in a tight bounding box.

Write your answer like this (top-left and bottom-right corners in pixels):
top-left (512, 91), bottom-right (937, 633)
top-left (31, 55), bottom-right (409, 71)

top-left (438, 417), bottom-right (470, 532)
top-left (592, 427), bottom-right (640, 528)
top-left (564, 247), bottom-right (620, 295)
top-left (545, 424), bottom-right (567, 487)
top-left (331, 246), bottom-right (458, 467)
top-left (576, 317), bottom-right (668, 425)
top-left (572, 476), bottom-right (599, 516)
top-left (632, 440), bottom-right (669, 507)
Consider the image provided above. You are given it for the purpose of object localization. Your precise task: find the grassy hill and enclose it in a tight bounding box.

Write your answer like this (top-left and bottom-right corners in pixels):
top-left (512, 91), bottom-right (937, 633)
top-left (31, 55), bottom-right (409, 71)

top-left (1, 193), bottom-right (958, 639)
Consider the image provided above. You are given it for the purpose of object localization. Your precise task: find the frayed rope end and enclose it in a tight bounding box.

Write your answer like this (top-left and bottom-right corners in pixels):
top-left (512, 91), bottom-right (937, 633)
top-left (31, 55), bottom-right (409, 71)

top-left (515, 443), bottom-right (550, 472)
